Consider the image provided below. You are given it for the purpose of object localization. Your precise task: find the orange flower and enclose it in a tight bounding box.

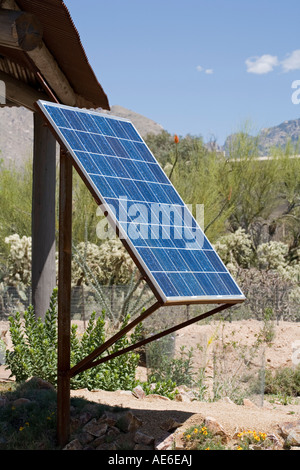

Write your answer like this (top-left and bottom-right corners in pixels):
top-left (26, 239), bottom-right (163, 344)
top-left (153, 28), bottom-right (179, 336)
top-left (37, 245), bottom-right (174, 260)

top-left (174, 134), bottom-right (179, 144)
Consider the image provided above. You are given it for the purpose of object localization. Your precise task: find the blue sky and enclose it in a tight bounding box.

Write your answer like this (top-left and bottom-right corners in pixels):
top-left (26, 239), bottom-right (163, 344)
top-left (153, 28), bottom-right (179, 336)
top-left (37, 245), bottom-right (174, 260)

top-left (65, 0), bottom-right (300, 145)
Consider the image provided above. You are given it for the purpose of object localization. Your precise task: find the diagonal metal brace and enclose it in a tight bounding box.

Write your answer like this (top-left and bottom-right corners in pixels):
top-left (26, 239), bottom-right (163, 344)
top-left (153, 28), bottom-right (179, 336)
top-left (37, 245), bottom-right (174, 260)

top-left (69, 300), bottom-right (162, 378)
top-left (70, 303), bottom-right (232, 376)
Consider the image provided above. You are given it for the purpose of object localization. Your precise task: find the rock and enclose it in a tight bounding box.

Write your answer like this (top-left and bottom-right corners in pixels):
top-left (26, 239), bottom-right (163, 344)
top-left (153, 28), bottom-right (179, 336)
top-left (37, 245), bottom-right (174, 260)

top-left (99, 411), bottom-right (119, 427)
top-left (266, 433), bottom-right (284, 450)
top-left (243, 398), bottom-right (258, 408)
top-left (114, 431), bottom-right (136, 450)
top-left (83, 418), bottom-right (108, 437)
top-left (116, 411), bottom-right (142, 433)
top-left (173, 431), bottom-right (186, 450)
top-left (77, 432), bottom-right (95, 446)
top-left (92, 434), bottom-right (107, 448)
top-left (132, 385), bottom-right (146, 399)
top-left (222, 396), bottom-right (235, 405)
top-left (134, 431), bottom-right (155, 446)
top-left (204, 416), bottom-right (228, 443)
top-left (106, 426), bottom-right (121, 440)
top-left (78, 411), bottom-right (94, 427)
top-left (70, 417), bottom-right (81, 433)
top-left (174, 391), bottom-right (192, 403)
top-left (95, 441), bottom-right (118, 451)
top-left (134, 444), bottom-right (154, 450)
top-left (12, 398), bottom-right (31, 407)
top-left (63, 439), bottom-right (83, 450)
top-left (286, 429), bottom-right (300, 447)
top-left (160, 418), bottom-right (182, 432)
top-left (148, 383), bottom-right (157, 392)
top-left (26, 377), bottom-right (55, 390)
top-left (35, 377), bottom-right (55, 390)
top-left (145, 393), bottom-right (170, 401)
top-left (156, 433), bottom-right (174, 450)
top-left (278, 420), bottom-right (300, 439)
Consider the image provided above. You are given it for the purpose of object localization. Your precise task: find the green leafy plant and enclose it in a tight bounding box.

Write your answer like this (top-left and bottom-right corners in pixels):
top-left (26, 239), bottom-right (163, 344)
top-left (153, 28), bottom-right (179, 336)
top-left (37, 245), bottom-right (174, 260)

top-left (141, 379), bottom-right (177, 400)
top-left (5, 289), bottom-right (141, 391)
top-left (5, 291), bottom-right (57, 384)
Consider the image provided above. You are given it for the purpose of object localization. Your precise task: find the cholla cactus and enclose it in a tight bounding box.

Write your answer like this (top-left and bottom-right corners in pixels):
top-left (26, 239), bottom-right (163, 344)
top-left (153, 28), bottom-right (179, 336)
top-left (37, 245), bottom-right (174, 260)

top-left (72, 238), bottom-right (136, 286)
top-left (289, 286), bottom-right (300, 304)
top-left (97, 239), bottom-right (136, 285)
top-left (257, 241), bottom-right (289, 270)
top-left (4, 234), bottom-right (32, 286)
top-left (72, 241), bottom-right (104, 286)
top-left (277, 262), bottom-right (300, 305)
top-left (214, 228), bottom-right (253, 268)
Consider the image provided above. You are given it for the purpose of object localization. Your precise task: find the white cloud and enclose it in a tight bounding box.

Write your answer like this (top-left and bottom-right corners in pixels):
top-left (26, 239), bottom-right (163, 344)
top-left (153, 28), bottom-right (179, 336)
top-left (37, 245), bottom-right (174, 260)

top-left (196, 65), bottom-right (213, 74)
top-left (245, 54), bottom-right (279, 74)
top-left (281, 49), bottom-right (300, 72)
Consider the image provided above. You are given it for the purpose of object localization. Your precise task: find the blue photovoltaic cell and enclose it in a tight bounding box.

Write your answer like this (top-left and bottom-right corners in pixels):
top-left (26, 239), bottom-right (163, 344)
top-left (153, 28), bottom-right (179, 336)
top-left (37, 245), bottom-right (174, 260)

top-left (37, 101), bottom-right (245, 304)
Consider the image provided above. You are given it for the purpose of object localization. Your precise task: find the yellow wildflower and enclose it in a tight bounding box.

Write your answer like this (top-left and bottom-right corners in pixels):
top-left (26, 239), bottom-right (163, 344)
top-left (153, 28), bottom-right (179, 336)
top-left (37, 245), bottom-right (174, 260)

top-left (19, 426), bottom-right (24, 432)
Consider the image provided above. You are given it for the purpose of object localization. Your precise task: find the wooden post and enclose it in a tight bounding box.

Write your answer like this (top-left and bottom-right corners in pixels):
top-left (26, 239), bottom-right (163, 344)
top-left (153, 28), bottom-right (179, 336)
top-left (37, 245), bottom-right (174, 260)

top-left (32, 112), bottom-right (56, 319)
top-left (57, 148), bottom-right (73, 448)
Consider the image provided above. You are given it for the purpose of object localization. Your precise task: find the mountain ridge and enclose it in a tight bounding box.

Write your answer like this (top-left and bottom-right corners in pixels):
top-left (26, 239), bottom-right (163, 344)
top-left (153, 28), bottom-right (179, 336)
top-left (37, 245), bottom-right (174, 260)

top-left (223, 117), bottom-right (300, 156)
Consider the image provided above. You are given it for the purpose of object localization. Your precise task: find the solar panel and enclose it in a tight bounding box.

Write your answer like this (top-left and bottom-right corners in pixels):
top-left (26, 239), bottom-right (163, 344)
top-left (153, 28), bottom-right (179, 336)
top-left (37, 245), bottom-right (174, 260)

top-left (36, 100), bottom-right (245, 305)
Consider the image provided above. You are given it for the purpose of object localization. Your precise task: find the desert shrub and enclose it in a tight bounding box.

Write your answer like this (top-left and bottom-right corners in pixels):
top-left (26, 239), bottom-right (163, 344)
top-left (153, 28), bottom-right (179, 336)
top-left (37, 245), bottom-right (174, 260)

top-left (264, 365), bottom-right (300, 397)
top-left (146, 338), bottom-right (196, 387)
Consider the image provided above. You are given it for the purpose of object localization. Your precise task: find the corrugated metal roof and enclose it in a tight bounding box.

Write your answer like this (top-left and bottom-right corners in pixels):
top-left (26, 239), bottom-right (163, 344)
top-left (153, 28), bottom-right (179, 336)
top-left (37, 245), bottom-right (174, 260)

top-left (0, 0), bottom-right (110, 109)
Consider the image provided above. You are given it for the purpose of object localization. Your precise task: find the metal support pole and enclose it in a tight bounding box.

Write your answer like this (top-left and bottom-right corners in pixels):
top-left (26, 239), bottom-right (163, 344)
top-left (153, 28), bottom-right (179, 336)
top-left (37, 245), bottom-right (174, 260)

top-left (57, 149), bottom-right (72, 447)
top-left (32, 112), bottom-right (56, 319)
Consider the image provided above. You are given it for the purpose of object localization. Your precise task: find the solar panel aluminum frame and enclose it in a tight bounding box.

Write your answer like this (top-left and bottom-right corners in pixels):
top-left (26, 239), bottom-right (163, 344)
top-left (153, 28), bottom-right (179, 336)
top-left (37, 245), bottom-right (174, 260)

top-left (35, 100), bottom-right (246, 307)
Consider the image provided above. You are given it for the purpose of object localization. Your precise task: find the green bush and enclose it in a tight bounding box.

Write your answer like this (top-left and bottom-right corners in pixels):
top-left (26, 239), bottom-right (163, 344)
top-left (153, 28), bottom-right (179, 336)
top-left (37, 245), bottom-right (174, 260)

top-left (5, 289), bottom-right (141, 391)
top-left (264, 365), bottom-right (300, 397)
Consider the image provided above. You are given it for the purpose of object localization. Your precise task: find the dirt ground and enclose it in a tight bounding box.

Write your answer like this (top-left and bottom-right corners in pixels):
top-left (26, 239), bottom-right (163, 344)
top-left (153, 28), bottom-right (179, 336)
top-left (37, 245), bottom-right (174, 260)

top-left (1, 319), bottom-right (300, 444)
